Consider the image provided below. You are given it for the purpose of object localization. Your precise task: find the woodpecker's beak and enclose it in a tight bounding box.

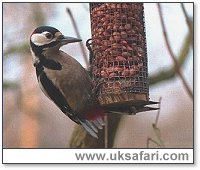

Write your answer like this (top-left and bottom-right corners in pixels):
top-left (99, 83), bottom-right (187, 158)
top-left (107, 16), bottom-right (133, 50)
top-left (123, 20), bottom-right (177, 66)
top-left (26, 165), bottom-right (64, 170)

top-left (57, 35), bottom-right (82, 44)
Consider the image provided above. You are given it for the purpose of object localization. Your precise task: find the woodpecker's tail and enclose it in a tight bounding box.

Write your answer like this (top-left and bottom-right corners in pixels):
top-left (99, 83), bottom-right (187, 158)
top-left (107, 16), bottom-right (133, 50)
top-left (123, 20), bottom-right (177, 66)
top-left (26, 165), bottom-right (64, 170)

top-left (78, 117), bottom-right (105, 138)
top-left (75, 106), bottom-right (105, 138)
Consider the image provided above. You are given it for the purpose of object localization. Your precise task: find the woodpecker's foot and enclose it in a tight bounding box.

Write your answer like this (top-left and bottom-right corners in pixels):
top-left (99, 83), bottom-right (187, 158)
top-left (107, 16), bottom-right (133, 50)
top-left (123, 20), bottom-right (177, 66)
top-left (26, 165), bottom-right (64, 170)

top-left (86, 38), bottom-right (95, 66)
top-left (86, 38), bottom-right (92, 47)
top-left (92, 78), bottom-right (105, 96)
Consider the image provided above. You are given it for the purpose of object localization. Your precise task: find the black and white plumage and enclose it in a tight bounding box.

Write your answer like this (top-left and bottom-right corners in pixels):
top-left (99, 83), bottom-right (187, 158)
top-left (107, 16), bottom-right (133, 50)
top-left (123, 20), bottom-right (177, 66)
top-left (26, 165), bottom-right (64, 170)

top-left (29, 26), bottom-right (159, 138)
top-left (30, 26), bottom-right (105, 138)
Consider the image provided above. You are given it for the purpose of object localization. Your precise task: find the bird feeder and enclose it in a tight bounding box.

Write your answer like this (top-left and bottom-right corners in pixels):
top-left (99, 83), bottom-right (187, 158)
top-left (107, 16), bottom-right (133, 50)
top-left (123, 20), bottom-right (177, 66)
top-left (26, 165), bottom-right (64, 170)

top-left (89, 3), bottom-right (149, 109)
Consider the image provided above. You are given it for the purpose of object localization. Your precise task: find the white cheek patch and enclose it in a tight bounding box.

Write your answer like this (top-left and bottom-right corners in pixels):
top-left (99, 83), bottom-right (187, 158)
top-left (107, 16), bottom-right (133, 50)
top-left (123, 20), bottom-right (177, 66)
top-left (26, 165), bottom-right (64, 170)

top-left (31, 33), bottom-right (48, 46)
top-left (31, 33), bottom-right (57, 46)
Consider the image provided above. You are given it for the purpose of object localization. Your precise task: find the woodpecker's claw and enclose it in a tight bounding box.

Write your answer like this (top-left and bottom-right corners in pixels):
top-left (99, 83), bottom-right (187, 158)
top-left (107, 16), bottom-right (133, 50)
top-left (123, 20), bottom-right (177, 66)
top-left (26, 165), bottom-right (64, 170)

top-left (86, 38), bottom-right (94, 65)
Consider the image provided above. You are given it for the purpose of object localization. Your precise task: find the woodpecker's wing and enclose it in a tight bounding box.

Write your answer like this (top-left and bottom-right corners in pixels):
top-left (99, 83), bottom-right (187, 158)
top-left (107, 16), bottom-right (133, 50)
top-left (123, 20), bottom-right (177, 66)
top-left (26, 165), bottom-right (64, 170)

top-left (40, 50), bottom-right (94, 114)
top-left (38, 72), bottom-right (101, 138)
top-left (44, 51), bottom-right (92, 109)
top-left (37, 68), bottom-right (80, 123)
top-left (38, 71), bottom-right (101, 137)
top-left (37, 50), bottom-right (103, 138)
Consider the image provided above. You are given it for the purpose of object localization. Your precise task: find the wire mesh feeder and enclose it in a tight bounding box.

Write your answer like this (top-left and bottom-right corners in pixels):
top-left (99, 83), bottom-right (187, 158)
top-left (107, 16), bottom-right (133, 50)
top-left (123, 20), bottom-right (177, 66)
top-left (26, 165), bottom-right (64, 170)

top-left (89, 3), bottom-right (156, 113)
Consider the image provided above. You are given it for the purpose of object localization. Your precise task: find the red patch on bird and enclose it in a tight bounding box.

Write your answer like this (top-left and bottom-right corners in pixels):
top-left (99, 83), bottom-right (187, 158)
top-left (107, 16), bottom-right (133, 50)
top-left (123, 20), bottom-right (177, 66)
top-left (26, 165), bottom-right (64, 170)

top-left (85, 106), bottom-right (105, 120)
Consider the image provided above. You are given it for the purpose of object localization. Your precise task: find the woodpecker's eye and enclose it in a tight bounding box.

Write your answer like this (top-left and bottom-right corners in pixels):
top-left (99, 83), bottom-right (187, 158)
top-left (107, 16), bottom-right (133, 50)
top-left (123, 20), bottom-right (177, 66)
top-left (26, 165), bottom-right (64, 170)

top-left (45, 32), bottom-right (53, 39)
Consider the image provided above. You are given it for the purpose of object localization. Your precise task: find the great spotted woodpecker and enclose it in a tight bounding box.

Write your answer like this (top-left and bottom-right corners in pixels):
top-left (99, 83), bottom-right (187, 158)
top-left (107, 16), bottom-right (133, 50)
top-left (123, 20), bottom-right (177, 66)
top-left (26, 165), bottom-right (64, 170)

top-left (30, 26), bottom-right (159, 138)
top-left (30, 26), bottom-right (105, 138)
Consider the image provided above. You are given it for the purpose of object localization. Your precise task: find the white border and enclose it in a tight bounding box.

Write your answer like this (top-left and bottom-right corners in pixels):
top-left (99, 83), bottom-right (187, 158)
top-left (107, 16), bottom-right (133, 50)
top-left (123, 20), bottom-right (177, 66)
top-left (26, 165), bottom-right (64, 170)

top-left (3, 149), bottom-right (193, 164)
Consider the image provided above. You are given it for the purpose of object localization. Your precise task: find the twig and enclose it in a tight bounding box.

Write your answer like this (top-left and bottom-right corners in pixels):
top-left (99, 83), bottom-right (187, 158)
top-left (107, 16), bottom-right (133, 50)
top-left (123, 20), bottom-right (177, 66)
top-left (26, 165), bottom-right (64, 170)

top-left (146, 97), bottom-right (165, 148)
top-left (149, 30), bottom-right (192, 85)
top-left (66, 8), bottom-right (89, 69)
top-left (152, 124), bottom-right (165, 147)
top-left (181, 3), bottom-right (193, 34)
top-left (147, 137), bottom-right (163, 148)
top-left (155, 97), bottom-right (162, 127)
top-left (153, 98), bottom-right (165, 147)
top-left (104, 115), bottom-right (108, 148)
top-left (157, 3), bottom-right (193, 99)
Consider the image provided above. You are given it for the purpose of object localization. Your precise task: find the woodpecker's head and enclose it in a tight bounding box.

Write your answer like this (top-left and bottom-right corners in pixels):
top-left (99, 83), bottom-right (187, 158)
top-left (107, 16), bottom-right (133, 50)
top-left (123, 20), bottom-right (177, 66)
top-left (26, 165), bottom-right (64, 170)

top-left (30, 26), bottom-right (82, 54)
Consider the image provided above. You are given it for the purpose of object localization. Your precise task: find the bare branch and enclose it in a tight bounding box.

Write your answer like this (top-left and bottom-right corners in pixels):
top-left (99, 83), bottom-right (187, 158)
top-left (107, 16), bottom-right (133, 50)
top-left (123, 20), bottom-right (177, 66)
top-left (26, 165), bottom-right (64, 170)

top-left (149, 30), bottom-right (192, 85)
top-left (157, 3), bottom-right (193, 99)
top-left (155, 97), bottom-right (162, 127)
top-left (152, 124), bottom-right (165, 147)
top-left (66, 8), bottom-right (89, 69)
top-left (146, 97), bottom-right (165, 148)
top-left (147, 137), bottom-right (163, 148)
top-left (104, 115), bottom-right (108, 148)
top-left (181, 3), bottom-right (193, 35)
